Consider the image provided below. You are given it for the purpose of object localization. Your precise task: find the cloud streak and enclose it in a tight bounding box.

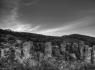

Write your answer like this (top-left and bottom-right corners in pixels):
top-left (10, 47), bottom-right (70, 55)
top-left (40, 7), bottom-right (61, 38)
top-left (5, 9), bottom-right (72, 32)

top-left (0, 0), bottom-right (40, 32)
top-left (0, 0), bottom-right (24, 31)
top-left (28, 26), bottom-right (40, 31)
top-left (1, 0), bottom-right (20, 24)
top-left (36, 16), bottom-right (95, 36)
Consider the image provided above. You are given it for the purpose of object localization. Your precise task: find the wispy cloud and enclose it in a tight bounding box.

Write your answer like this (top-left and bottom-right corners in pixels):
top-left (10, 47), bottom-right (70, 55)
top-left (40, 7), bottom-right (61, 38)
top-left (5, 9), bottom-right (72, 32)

top-left (20, 0), bottom-right (38, 7)
top-left (28, 26), bottom-right (40, 31)
top-left (0, 0), bottom-right (95, 37)
top-left (0, 0), bottom-right (41, 32)
top-left (0, 0), bottom-right (22, 31)
top-left (1, 0), bottom-right (20, 24)
top-left (37, 24), bottom-right (74, 34)
top-left (36, 16), bottom-right (95, 36)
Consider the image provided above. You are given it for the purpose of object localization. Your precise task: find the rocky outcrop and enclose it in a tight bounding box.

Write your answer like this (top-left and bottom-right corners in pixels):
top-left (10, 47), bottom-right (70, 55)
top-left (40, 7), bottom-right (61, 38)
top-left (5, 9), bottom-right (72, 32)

top-left (44, 42), bottom-right (52, 59)
top-left (91, 45), bottom-right (95, 64)
top-left (78, 41), bottom-right (85, 60)
top-left (0, 40), bottom-right (95, 66)
top-left (60, 41), bottom-right (66, 54)
top-left (84, 45), bottom-right (91, 63)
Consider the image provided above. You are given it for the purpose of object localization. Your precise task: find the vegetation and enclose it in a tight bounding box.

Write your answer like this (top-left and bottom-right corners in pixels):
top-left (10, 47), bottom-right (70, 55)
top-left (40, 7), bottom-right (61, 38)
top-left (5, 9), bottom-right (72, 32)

top-left (0, 29), bottom-right (95, 45)
top-left (0, 28), bottom-right (95, 70)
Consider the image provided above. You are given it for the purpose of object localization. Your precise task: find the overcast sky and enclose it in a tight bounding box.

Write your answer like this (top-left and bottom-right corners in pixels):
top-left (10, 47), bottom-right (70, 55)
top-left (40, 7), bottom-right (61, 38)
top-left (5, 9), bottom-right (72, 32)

top-left (0, 0), bottom-right (95, 37)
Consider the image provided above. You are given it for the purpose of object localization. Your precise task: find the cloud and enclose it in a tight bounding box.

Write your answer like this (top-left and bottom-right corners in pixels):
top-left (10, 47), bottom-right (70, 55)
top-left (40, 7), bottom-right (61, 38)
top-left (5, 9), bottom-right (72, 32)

top-left (28, 26), bottom-right (40, 31)
top-left (0, 0), bottom-right (19, 29)
top-left (0, 0), bottom-right (95, 37)
top-left (36, 16), bottom-right (95, 36)
top-left (0, 0), bottom-right (24, 31)
top-left (37, 24), bottom-right (74, 34)
top-left (4, 8), bottom-right (18, 24)
top-left (0, 0), bottom-right (20, 23)
top-left (20, 0), bottom-right (38, 7)
top-left (0, 0), bottom-right (41, 33)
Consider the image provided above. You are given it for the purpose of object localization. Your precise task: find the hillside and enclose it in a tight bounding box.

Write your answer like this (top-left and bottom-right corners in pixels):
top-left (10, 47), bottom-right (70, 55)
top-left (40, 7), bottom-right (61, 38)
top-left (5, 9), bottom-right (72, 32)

top-left (0, 28), bottom-right (95, 45)
top-left (0, 28), bottom-right (95, 70)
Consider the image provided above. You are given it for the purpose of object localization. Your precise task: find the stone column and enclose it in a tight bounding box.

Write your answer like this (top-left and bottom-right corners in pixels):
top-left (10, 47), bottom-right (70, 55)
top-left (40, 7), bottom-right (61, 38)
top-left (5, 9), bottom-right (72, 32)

top-left (72, 43), bottom-right (79, 60)
top-left (72, 43), bottom-right (78, 53)
top-left (1, 49), bottom-right (5, 58)
top-left (66, 43), bottom-right (71, 52)
top-left (44, 42), bottom-right (52, 59)
top-left (78, 41), bottom-right (85, 60)
top-left (22, 41), bottom-right (33, 60)
top-left (91, 45), bottom-right (95, 64)
top-left (15, 48), bottom-right (25, 63)
top-left (60, 41), bottom-right (72, 61)
top-left (15, 48), bottom-right (21, 60)
top-left (84, 45), bottom-right (91, 63)
top-left (60, 41), bottom-right (66, 53)
top-left (60, 41), bottom-right (67, 60)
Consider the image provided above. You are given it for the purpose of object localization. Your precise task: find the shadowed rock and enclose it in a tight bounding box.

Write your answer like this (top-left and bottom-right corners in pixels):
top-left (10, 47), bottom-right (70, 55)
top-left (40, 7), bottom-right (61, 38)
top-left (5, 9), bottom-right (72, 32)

top-left (53, 47), bottom-right (61, 57)
top-left (72, 43), bottom-right (78, 53)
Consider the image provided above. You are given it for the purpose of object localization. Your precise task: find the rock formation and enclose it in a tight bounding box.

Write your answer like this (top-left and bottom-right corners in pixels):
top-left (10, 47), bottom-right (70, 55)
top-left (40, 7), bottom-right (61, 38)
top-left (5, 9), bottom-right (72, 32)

top-left (44, 42), bottom-right (52, 59)
top-left (84, 45), bottom-right (91, 63)
top-left (78, 41), bottom-right (85, 60)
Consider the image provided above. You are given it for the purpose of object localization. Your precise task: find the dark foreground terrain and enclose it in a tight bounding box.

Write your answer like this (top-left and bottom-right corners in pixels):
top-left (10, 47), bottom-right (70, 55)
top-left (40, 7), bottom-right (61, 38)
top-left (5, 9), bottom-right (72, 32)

top-left (0, 28), bottom-right (95, 70)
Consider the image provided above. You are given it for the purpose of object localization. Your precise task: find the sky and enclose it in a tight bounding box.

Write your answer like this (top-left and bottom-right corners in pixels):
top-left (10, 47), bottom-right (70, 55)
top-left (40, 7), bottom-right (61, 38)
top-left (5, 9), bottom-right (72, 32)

top-left (0, 0), bottom-right (95, 37)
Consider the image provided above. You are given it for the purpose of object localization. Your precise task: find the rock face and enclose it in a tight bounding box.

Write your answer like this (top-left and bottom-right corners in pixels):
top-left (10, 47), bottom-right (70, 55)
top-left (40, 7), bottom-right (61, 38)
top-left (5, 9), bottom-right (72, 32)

top-left (60, 41), bottom-right (66, 54)
top-left (1, 39), bottom-right (95, 66)
top-left (44, 42), bottom-right (52, 59)
top-left (1, 49), bottom-right (5, 58)
top-left (14, 41), bottom-right (33, 63)
top-left (60, 41), bottom-right (67, 60)
top-left (53, 47), bottom-right (61, 57)
top-left (78, 41), bottom-right (85, 60)
top-left (15, 48), bottom-right (22, 63)
top-left (72, 43), bottom-right (78, 53)
top-left (0, 47), bottom-right (9, 58)
top-left (66, 43), bottom-right (71, 52)
top-left (84, 45), bottom-right (91, 63)
top-left (91, 45), bottom-right (95, 64)
top-left (22, 41), bottom-right (33, 60)
top-left (69, 53), bottom-right (76, 61)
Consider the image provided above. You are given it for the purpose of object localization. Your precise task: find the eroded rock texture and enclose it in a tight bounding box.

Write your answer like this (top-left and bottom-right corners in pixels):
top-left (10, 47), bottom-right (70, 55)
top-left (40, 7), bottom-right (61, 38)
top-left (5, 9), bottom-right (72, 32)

top-left (14, 41), bottom-right (33, 63)
top-left (60, 41), bottom-right (66, 54)
top-left (0, 39), bottom-right (95, 67)
top-left (84, 45), bottom-right (91, 63)
top-left (78, 41), bottom-right (85, 60)
top-left (91, 45), bottom-right (95, 64)
top-left (44, 42), bottom-right (52, 59)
